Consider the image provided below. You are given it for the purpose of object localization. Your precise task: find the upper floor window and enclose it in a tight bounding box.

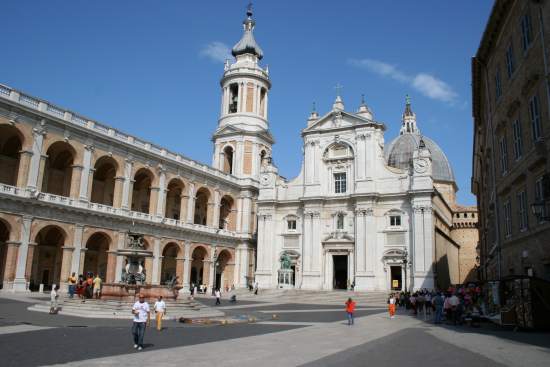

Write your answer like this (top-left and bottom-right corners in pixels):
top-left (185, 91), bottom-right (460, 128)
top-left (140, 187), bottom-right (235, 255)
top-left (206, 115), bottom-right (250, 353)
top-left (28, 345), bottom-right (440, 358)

top-left (512, 119), bottom-right (523, 160)
top-left (390, 215), bottom-right (401, 227)
top-left (506, 43), bottom-right (516, 78)
top-left (287, 219), bottom-right (297, 230)
top-left (529, 95), bottom-right (542, 141)
top-left (495, 68), bottom-right (502, 100)
top-left (334, 172), bottom-right (347, 194)
top-left (521, 13), bottom-right (533, 52)
top-left (503, 200), bottom-right (512, 237)
top-left (534, 176), bottom-right (547, 223)
top-left (499, 135), bottom-right (509, 175)
top-left (517, 190), bottom-right (528, 231)
top-left (336, 213), bottom-right (345, 230)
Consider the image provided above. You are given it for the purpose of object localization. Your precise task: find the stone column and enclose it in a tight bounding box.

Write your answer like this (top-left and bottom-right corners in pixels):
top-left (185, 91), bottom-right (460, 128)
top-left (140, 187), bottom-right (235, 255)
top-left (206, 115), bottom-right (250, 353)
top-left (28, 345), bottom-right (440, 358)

top-left (355, 210), bottom-right (366, 273)
top-left (365, 208), bottom-right (376, 275)
top-left (155, 166), bottom-right (167, 218)
top-left (152, 238), bottom-right (161, 285)
top-left (311, 212), bottom-right (321, 272)
top-left (79, 145), bottom-right (94, 201)
top-left (121, 158), bottom-right (133, 210)
top-left (241, 196), bottom-right (251, 234)
top-left (186, 183), bottom-right (195, 223)
top-left (212, 190), bottom-right (221, 228)
top-left (70, 164), bottom-right (83, 199)
top-left (113, 176), bottom-right (125, 208)
top-left (203, 260), bottom-right (211, 288)
top-left (114, 231), bottom-right (126, 283)
top-left (17, 150), bottom-right (33, 188)
top-left (12, 216), bottom-right (32, 291)
top-left (303, 212), bottom-right (312, 272)
top-left (70, 224), bottom-right (84, 276)
top-left (59, 246), bottom-right (74, 292)
top-left (237, 83), bottom-right (243, 112)
top-left (179, 194), bottom-right (189, 222)
top-left (236, 197), bottom-right (243, 233)
top-left (2, 241), bottom-right (21, 288)
top-left (106, 251), bottom-right (117, 283)
top-left (26, 126), bottom-right (46, 191)
top-left (25, 242), bottom-right (37, 284)
top-left (181, 241), bottom-right (191, 292)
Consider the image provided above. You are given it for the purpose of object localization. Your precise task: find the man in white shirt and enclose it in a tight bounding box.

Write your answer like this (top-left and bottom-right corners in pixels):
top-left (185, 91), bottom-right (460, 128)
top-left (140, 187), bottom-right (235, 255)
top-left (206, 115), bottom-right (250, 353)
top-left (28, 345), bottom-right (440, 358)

top-left (131, 294), bottom-right (150, 350)
top-left (215, 288), bottom-right (221, 305)
top-left (153, 296), bottom-right (166, 331)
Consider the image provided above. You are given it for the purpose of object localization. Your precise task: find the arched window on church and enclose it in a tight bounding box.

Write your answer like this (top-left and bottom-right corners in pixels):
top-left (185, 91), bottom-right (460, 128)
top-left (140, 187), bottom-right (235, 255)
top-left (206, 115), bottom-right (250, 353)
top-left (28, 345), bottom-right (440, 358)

top-left (259, 88), bottom-right (267, 116)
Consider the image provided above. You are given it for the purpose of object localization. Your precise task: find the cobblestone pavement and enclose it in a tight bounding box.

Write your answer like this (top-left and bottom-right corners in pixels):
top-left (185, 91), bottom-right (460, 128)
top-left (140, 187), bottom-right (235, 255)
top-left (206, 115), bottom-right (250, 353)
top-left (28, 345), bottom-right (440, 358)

top-left (1, 294), bottom-right (549, 367)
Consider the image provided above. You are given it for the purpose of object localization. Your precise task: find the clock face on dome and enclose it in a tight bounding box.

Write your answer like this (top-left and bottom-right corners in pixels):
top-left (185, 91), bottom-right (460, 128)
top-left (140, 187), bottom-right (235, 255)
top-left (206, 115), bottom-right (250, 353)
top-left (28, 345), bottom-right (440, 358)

top-left (414, 158), bottom-right (428, 173)
top-left (261, 174), bottom-right (271, 186)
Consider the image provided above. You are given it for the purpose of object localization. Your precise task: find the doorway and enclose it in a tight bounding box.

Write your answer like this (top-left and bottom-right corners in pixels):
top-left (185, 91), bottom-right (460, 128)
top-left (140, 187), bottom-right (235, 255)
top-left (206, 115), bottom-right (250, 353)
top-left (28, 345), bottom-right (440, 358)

top-left (333, 255), bottom-right (348, 289)
top-left (390, 266), bottom-right (402, 290)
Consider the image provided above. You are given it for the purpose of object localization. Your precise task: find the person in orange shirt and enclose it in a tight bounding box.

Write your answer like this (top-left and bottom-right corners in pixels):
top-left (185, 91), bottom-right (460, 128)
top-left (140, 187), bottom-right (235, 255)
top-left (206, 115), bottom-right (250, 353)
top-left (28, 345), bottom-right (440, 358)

top-left (388, 293), bottom-right (396, 319)
top-left (345, 297), bottom-right (356, 326)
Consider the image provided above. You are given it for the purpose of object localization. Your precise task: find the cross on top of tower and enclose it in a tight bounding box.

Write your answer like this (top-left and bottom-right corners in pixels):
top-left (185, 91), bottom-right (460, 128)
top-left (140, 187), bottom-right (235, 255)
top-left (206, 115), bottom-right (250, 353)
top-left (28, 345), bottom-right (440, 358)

top-left (334, 83), bottom-right (343, 97)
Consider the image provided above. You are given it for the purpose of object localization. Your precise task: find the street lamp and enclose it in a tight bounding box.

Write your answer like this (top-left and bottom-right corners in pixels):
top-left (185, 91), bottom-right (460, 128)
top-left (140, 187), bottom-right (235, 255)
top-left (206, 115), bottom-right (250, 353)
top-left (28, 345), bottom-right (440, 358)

top-left (211, 249), bottom-right (218, 296)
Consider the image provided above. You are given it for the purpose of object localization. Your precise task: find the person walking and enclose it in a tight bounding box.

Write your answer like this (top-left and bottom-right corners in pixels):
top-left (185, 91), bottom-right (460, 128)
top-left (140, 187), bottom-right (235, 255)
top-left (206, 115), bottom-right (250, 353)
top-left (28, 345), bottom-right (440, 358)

top-left (153, 296), bottom-right (166, 331)
top-left (68, 272), bottom-right (77, 298)
top-left (49, 285), bottom-right (59, 314)
top-left (388, 293), bottom-right (396, 319)
top-left (215, 288), bottom-right (221, 305)
top-left (345, 297), bottom-right (356, 326)
top-left (93, 274), bottom-right (102, 299)
top-left (131, 294), bottom-right (150, 351)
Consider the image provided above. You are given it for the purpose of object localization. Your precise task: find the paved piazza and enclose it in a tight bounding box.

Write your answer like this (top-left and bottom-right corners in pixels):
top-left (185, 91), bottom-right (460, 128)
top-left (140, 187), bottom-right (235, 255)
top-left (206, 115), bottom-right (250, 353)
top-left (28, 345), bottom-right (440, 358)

top-left (1, 292), bottom-right (549, 367)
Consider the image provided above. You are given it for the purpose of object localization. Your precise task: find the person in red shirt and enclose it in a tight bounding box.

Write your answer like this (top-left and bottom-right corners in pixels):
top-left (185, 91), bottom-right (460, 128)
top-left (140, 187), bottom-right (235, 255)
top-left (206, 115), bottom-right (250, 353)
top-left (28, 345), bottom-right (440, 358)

top-left (345, 298), bottom-right (356, 326)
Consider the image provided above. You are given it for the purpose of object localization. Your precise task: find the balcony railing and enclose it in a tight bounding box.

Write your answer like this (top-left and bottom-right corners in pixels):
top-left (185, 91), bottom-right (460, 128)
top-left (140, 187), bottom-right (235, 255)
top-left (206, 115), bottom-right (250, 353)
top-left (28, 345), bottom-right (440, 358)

top-left (1, 183), bottom-right (242, 239)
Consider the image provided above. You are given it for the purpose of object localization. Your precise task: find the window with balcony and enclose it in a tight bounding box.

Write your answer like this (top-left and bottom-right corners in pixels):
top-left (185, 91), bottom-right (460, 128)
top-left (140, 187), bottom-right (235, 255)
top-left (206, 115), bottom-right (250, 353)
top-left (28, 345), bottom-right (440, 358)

top-left (512, 119), bottom-right (523, 160)
top-left (499, 135), bottom-right (508, 175)
top-left (495, 68), bottom-right (502, 100)
top-left (503, 200), bottom-right (512, 237)
top-left (521, 13), bottom-right (533, 52)
top-left (529, 95), bottom-right (542, 141)
top-left (334, 172), bottom-right (347, 194)
top-left (517, 190), bottom-right (528, 231)
top-left (506, 43), bottom-right (515, 78)
top-left (534, 176), bottom-right (547, 223)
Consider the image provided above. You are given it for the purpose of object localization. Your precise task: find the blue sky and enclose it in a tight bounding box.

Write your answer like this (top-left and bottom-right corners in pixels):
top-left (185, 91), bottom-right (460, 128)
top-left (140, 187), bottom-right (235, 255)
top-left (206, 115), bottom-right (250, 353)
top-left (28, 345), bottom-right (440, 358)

top-left (1, 0), bottom-right (493, 205)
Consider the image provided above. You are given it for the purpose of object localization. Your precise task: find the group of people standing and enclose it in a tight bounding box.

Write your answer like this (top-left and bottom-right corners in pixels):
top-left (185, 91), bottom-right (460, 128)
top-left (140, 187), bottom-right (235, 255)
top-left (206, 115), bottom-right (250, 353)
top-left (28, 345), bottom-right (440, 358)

top-left (67, 272), bottom-right (102, 302)
top-left (391, 285), bottom-right (483, 326)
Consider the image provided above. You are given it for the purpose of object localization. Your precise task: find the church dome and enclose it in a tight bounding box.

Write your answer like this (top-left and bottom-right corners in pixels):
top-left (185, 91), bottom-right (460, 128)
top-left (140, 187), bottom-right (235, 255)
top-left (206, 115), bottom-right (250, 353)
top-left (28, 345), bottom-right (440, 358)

top-left (384, 97), bottom-right (455, 183)
top-left (384, 133), bottom-right (455, 183)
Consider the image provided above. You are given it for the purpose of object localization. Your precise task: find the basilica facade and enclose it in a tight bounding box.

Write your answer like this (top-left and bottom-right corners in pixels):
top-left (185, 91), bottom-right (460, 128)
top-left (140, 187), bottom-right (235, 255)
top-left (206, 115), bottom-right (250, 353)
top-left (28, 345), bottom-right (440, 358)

top-left (0, 8), bottom-right (477, 294)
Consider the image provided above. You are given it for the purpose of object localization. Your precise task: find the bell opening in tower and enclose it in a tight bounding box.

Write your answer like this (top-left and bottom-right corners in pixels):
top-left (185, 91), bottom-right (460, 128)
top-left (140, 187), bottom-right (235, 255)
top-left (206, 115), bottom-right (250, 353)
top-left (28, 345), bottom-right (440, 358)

top-left (229, 84), bottom-right (239, 114)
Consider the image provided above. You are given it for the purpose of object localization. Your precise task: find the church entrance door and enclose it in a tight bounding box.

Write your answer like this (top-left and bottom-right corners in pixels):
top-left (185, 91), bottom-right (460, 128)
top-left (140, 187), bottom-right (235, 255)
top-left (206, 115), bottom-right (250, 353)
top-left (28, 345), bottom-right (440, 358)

top-left (390, 266), bottom-right (402, 290)
top-left (333, 255), bottom-right (348, 290)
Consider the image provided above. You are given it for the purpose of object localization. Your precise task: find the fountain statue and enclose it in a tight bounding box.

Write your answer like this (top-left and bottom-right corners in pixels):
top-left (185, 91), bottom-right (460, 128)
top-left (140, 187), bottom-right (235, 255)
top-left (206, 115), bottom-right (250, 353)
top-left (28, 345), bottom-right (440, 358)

top-left (100, 232), bottom-right (182, 300)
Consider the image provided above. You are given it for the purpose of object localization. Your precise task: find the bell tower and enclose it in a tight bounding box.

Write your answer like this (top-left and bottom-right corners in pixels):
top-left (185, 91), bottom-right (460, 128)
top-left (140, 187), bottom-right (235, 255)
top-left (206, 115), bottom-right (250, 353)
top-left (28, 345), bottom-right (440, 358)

top-left (212, 4), bottom-right (274, 180)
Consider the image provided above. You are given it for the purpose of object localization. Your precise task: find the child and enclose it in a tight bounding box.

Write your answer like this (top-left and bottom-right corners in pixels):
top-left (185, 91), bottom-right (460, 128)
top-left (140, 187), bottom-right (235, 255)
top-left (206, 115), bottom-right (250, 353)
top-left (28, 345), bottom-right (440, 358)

top-left (345, 298), bottom-right (356, 326)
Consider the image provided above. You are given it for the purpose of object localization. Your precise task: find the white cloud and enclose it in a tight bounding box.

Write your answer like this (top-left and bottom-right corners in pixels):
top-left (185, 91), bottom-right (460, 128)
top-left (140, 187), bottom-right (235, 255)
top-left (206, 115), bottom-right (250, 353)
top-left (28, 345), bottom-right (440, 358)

top-left (200, 41), bottom-right (231, 63)
top-left (348, 58), bottom-right (458, 104)
top-left (412, 73), bottom-right (457, 103)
